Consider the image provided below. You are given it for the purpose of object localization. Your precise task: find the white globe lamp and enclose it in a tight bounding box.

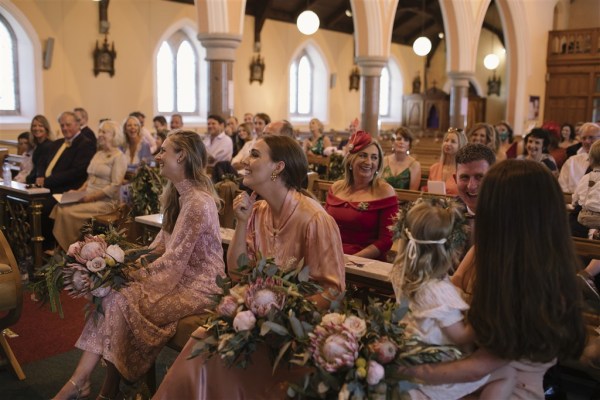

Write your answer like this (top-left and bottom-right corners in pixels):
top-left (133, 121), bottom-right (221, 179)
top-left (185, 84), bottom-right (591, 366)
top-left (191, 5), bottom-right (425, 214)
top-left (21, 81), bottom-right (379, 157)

top-left (297, 10), bottom-right (320, 36)
top-left (413, 36), bottom-right (432, 56)
top-left (483, 53), bottom-right (500, 70)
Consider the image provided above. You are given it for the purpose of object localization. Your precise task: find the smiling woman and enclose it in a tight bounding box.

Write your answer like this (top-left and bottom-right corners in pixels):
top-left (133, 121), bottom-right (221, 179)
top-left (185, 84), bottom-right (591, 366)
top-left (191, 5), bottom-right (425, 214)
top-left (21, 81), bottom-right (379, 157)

top-left (324, 130), bottom-right (397, 261)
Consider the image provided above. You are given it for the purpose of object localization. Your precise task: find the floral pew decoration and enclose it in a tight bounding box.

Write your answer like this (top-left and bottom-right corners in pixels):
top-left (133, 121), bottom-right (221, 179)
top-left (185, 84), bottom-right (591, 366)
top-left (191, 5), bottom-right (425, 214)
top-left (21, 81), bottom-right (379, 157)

top-left (189, 254), bottom-right (338, 371)
top-left (30, 226), bottom-right (156, 318)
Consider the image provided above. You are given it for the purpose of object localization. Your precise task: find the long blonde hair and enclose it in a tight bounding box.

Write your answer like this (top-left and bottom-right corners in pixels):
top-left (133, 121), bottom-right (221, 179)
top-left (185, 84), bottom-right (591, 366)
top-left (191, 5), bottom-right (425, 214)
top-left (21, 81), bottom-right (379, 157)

top-left (340, 141), bottom-right (385, 192)
top-left (391, 199), bottom-right (460, 300)
top-left (161, 130), bottom-right (221, 233)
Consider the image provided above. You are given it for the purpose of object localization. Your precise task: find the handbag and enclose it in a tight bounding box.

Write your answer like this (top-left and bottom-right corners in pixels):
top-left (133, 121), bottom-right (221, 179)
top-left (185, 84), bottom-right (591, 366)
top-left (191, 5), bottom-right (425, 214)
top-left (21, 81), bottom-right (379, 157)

top-left (577, 171), bottom-right (600, 228)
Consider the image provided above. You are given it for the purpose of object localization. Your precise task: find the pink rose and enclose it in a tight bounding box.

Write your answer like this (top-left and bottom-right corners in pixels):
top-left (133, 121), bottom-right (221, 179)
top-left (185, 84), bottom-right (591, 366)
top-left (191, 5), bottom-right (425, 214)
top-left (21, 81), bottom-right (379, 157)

top-left (105, 244), bottom-right (125, 263)
top-left (216, 295), bottom-right (238, 317)
top-left (367, 360), bottom-right (385, 386)
top-left (233, 310), bottom-right (256, 332)
top-left (86, 257), bottom-right (107, 274)
top-left (369, 337), bottom-right (398, 364)
top-left (342, 316), bottom-right (367, 338)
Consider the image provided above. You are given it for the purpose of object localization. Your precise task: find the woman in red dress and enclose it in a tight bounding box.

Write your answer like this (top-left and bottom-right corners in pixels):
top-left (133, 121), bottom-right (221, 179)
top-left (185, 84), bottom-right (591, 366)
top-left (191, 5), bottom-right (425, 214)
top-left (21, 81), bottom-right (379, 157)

top-left (324, 130), bottom-right (397, 261)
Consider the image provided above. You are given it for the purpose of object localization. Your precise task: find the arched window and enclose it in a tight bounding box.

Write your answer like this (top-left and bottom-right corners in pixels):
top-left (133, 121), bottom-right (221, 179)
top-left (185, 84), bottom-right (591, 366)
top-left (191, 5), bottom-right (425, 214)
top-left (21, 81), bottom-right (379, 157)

top-left (0, 14), bottom-right (18, 114)
top-left (288, 43), bottom-right (328, 123)
top-left (379, 66), bottom-right (390, 117)
top-left (0, 2), bottom-right (42, 126)
top-left (156, 29), bottom-right (201, 115)
top-left (380, 58), bottom-right (403, 123)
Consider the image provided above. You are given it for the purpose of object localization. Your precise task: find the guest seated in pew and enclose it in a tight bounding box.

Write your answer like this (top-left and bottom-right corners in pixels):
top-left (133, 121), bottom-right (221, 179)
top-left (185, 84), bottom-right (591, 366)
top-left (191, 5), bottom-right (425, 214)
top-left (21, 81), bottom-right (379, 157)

top-left (468, 123), bottom-right (498, 154)
top-left (53, 130), bottom-right (225, 400)
top-left (230, 122), bottom-right (255, 171)
top-left (14, 131), bottom-right (33, 183)
top-left (517, 128), bottom-right (558, 177)
top-left (427, 127), bottom-right (468, 195)
top-left (153, 135), bottom-right (345, 399)
top-left (324, 130), bottom-right (397, 261)
top-left (571, 140), bottom-right (600, 239)
top-left (495, 120), bottom-right (518, 160)
top-left (381, 126), bottom-right (421, 190)
top-left (25, 114), bottom-right (54, 185)
top-left (302, 117), bottom-right (331, 156)
top-left (50, 120), bottom-right (127, 251)
top-left (559, 123), bottom-right (600, 193)
top-left (264, 119), bottom-right (295, 137)
top-left (402, 160), bottom-right (586, 398)
top-left (455, 144), bottom-right (496, 217)
top-left (122, 115), bottom-right (153, 173)
top-left (391, 199), bottom-right (516, 399)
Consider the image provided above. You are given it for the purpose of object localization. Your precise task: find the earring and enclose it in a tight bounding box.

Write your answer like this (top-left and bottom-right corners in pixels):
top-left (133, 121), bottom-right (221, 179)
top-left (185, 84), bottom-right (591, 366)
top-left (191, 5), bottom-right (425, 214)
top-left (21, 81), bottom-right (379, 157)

top-left (271, 172), bottom-right (278, 181)
top-left (349, 166), bottom-right (353, 170)
top-left (177, 159), bottom-right (182, 164)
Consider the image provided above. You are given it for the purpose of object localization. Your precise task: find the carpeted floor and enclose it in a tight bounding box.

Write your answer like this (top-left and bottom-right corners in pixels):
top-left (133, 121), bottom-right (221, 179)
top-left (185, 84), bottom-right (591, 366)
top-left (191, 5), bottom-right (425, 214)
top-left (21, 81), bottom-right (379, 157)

top-left (0, 347), bottom-right (179, 400)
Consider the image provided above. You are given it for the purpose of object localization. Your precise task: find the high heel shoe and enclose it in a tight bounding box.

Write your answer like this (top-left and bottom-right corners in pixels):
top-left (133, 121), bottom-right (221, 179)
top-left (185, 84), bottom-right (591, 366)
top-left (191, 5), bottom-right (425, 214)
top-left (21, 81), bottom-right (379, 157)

top-left (67, 379), bottom-right (90, 400)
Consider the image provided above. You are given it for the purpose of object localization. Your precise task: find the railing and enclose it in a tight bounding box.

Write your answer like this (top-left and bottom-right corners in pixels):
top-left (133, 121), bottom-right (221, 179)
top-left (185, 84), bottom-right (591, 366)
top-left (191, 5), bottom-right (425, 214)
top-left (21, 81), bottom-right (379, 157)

top-left (547, 28), bottom-right (600, 64)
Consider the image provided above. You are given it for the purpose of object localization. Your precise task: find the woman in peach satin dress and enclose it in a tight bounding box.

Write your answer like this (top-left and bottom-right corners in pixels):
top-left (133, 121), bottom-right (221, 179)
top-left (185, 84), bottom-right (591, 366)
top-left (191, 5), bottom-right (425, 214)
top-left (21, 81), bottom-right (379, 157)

top-left (153, 135), bottom-right (346, 399)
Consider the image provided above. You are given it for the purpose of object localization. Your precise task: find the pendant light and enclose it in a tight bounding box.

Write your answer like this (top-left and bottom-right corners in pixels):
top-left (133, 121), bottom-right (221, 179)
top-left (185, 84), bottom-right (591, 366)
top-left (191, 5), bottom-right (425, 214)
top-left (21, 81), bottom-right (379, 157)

top-left (412, 0), bottom-right (431, 56)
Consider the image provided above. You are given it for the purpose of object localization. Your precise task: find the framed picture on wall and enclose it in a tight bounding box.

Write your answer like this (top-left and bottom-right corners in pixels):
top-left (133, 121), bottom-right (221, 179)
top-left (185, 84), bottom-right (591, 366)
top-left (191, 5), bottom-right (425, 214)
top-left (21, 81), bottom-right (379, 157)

top-left (528, 95), bottom-right (540, 120)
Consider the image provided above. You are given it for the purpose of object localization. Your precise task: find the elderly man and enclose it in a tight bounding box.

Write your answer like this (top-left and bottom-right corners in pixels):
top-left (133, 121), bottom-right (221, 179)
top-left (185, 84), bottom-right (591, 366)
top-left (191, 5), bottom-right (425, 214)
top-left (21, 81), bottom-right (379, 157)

top-left (264, 120), bottom-right (295, 137)
top-left (73, 107), bottom-right (96, 145)
top-left (38, 111), bottom-right (95, 193)
top-left (559, 123), bottom-right (600, 193)
top-left (203, 114), bottom-right (233, 167)
top-left (454, 143), bottom-right (496, 216)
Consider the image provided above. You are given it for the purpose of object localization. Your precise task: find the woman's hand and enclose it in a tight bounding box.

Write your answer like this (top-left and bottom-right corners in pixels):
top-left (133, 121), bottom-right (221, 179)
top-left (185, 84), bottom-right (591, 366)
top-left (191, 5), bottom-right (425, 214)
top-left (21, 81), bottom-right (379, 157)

top-left (233, 192), bottom-right (257, 223)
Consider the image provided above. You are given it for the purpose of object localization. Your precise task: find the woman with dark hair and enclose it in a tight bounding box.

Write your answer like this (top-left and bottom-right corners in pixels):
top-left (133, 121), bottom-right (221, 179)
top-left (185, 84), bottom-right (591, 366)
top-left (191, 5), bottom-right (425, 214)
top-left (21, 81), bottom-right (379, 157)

top-left (53, 130), bottom-right (225, 400)
top-left (400, 160), bottom-right (586, 398)
top-left (495, 120), bottom-right (518, 160)
top-left (518, 128), bottom-right (558, 176)
top-left (381, 127), bottom-right (421, 190)
top-left (325, 130), bottom-right (397, 260)
top-left (231, 122), bottom-right (255, 170)
top-left (153, 135), bottom-right (345, 399)
top-left (559, 123), bottom-right (578, 149)
top-left (25, 114), bottom-right (54, 184)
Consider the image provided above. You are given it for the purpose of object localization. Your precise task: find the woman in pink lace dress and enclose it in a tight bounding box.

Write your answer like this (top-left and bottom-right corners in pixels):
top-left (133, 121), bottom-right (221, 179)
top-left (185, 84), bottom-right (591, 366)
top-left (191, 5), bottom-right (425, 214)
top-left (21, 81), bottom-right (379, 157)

top-left (53, 130), bottom-right (225, 400)
top-left (153, 135), bottom-right (346, 399)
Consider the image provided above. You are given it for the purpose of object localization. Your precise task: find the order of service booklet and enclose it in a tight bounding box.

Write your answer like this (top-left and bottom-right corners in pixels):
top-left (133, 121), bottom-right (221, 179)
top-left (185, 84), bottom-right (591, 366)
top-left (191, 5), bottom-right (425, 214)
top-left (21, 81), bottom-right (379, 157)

top-left (53, 190), bottom-right (86, 204)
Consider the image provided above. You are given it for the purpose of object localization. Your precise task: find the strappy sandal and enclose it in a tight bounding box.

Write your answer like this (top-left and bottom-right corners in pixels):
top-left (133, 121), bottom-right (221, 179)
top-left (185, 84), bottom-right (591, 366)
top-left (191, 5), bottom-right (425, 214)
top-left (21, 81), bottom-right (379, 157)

top-left (68, 379), bottom-right (90, 400)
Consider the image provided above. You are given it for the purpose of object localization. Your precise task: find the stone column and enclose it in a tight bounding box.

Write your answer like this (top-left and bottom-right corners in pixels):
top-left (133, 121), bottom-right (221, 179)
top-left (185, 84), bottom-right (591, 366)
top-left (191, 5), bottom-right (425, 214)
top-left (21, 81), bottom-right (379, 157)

top-left (356, 56), bottom-right (387, 138)
top-left (197, 34), bottom-right (241, 118)
top-left (447, 71), bottom-right (473, 131)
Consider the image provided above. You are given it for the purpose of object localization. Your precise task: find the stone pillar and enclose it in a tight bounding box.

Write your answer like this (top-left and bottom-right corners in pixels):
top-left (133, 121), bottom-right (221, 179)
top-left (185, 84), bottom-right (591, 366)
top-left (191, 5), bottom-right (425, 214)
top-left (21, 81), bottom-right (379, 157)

top-left (356, 56), bottom-right (387, 138)
top-left (447, 71), bottom-right (473, 131)
top-left (197, 34), bottom-right (241, 118)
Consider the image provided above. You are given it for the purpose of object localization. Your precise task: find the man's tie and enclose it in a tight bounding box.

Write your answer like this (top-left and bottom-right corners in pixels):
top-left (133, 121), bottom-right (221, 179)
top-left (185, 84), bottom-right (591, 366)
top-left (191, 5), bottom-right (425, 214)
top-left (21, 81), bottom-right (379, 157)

top-left (45, 141), bottom-right (70, 177)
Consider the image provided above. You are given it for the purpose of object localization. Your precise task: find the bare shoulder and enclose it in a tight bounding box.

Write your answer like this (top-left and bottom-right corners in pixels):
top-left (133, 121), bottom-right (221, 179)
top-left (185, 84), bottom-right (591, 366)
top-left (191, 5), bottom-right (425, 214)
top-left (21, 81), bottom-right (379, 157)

top-left (376, 180), bottom-right (396, 198)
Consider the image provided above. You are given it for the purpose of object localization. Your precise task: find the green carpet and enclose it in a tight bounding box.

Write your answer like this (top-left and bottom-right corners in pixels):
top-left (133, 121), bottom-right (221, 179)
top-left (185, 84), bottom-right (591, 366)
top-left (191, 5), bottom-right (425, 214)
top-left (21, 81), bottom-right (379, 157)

top-left (0, 347), bottom-right (179, 400)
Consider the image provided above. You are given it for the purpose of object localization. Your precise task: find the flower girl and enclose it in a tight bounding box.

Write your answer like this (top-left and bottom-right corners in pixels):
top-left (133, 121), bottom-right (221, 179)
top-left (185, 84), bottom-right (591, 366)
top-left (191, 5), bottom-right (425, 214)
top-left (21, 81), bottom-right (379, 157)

top-left (391, 199), bottom-right (514, 399)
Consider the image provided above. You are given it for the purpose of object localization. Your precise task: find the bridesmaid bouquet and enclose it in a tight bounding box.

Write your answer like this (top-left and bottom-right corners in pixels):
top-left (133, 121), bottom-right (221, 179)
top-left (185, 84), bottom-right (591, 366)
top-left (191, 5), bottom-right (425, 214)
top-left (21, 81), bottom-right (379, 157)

top-left (189, 255), bottom-right (330, 371)
top-left (287, 297), bottom-right (464, 399)
top-left (30, 227), bottom-right (155, 318)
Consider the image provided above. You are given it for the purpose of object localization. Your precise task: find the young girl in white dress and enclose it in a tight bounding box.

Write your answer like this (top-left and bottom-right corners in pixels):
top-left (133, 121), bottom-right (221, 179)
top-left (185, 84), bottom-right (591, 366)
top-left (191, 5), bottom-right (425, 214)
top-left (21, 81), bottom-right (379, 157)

top-left (391, 199), bottom-right (515, 399)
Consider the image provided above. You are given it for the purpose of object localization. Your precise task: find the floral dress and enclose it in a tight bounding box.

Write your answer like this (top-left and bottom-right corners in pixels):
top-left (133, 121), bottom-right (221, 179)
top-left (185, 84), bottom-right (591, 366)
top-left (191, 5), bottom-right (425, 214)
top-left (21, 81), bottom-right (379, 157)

top-left (75, 180), bottom-right (225, 381)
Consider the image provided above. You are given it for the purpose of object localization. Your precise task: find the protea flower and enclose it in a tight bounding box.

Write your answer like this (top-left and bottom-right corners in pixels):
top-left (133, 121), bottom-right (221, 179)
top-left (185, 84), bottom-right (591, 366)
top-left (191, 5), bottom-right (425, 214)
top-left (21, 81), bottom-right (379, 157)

top-left (215, 295), bottom-right (238, 317)
top-left (70, 236), bottom-right (108, 264)
top-left (63, 263), bottom-right (95, 297)
top-left (309, 323), bottom-right (359, 372)
top-left (244, 277), bottom-right (286, 318)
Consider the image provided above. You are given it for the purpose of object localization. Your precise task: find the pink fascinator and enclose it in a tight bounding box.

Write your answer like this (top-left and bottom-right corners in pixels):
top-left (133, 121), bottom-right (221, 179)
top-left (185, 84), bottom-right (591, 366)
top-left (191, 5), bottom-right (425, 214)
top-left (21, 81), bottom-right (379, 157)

top-left (347, 130), bottom-right (373, 153)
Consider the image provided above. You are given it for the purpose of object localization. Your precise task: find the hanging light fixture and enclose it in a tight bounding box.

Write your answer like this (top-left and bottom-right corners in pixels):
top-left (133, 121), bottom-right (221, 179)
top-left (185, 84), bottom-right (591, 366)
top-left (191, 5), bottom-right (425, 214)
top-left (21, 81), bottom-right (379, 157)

top-left (297, 7), bottom-right (320, 36)
top-left (484, 33), bottom-right (501, 96)
top-left (413, 0), bottom-right (431, 56)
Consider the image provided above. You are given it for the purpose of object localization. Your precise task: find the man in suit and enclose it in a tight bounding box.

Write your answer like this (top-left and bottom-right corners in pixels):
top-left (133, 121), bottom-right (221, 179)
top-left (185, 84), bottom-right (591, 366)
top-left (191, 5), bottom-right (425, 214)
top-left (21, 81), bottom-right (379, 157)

top-left (73, 107), bottom-right (97, 145)
top-left (38, 111), bottom-right (96, 193)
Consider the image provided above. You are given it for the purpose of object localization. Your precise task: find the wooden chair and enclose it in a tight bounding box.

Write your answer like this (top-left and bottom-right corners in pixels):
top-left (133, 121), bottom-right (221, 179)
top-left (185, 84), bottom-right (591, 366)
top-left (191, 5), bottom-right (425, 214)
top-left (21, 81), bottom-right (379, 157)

top-left (0, 230), bottom-right (25, 380)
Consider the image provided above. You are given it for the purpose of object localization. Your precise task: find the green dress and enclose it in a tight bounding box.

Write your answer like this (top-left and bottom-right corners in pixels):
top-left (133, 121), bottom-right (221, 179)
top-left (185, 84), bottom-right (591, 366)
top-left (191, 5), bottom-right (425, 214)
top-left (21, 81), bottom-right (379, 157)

top-left (382, 161), bottom-right (414, 189)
